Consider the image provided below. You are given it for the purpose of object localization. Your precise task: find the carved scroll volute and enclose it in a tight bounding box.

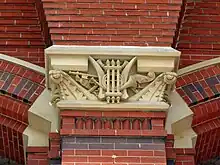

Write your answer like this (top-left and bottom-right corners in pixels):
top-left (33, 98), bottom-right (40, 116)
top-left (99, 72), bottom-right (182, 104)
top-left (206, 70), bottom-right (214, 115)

top-left (49, 70), bottom-right (67, 104)
top-left (163, 72), bottom-right (177, 85)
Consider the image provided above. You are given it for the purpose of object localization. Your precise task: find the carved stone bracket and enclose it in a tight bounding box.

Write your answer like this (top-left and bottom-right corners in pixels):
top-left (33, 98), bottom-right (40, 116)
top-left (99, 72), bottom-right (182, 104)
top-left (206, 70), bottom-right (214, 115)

top-left (45, 46), bottom-right (180, 111)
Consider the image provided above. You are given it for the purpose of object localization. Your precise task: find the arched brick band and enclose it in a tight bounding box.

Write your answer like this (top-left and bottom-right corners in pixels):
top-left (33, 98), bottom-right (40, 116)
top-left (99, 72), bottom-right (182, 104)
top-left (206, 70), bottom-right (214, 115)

top-left (176, 61), bottom-right (220, 163)
top-left (0, 60), bottom-right (45, 104)
top-left (191, 98), bottom-right (220, 163)
top-left (0, 58), bottom-right (45, 164)
top-left (0, 95), bottom-right (29, 164)
top-left (176, 64), bottom-right (220, 106)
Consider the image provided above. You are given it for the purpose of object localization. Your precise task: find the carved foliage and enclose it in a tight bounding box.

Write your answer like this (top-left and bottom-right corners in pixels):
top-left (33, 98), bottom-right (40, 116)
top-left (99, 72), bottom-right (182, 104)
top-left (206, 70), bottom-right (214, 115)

top-left (49, 56), bottom-right (177, 105)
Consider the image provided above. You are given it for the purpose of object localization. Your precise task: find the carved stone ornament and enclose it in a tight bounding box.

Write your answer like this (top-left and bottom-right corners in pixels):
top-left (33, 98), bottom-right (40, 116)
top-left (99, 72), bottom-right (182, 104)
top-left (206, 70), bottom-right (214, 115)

top-left (49, 56), bottom-right (177, 105)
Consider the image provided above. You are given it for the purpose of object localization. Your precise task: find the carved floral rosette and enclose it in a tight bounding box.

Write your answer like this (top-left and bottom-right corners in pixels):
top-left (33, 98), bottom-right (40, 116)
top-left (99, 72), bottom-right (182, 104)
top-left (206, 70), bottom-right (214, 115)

top-left (49, 56), bottom-right (177, 105)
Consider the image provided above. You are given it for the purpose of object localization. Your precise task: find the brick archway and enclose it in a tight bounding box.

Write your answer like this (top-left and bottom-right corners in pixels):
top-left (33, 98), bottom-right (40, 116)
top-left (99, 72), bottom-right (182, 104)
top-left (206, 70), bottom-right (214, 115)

top-left (0, 58), bottom-right (45, 164)
top-left (177, 64), bottom-right (220, 163)
top-left (0, 95), bottom-right (28, 164)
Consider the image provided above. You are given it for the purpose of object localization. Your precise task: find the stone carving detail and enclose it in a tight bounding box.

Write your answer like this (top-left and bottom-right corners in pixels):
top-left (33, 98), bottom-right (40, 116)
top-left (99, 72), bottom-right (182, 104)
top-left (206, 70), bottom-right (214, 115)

top-left (49, 56), bottom-right (177, 105)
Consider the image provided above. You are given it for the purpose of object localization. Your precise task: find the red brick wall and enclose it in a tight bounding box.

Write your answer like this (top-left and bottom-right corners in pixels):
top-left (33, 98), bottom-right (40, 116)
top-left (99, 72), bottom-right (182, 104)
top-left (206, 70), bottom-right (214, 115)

top-left (166, 134), bottom-right (196, 165)
top-left (60, 110), bottom-right (167, 165)
top-left (60, 111), bottom-right (167, 137)
top-left (27, 147), bottom-right (49, 165)
top-left (42, 0), bottom-right (182, 46)
top-left (0, 59), bottom-right (45, 164)
top-left (176, 64), bottom-right (220, 106)
top-left (177, 0), bottom-right (220, 68)
top-left (48, 133), bottom-right (60, 159)
top-left (62, 136), bottom-right (167, 165)
top-left (0, 60), bottom-right (45, 104)
top-left (27, 133), bottom-right (61, 165)
top-left (0, 0), bottom-right (49, 67)
top-left (175, 148), bottom-right (196, 165)
top-left (0, 95), bottom-right (28, 164)
top-left (195, 126), bottom-right (220, 163)
top-left (192, 98), bottom-right (220, 163)
top-left (176, 64), bottom-right (220, 163)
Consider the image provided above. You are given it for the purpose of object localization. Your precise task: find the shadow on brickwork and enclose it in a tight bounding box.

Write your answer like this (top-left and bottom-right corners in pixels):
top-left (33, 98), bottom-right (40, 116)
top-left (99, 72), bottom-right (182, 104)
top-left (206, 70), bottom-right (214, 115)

top-left (199, 157), bottom-right (220, 165)
top-left (49, 159), bottom-right (61, 165)
top-left (0, 156), bottom-right (22, 165)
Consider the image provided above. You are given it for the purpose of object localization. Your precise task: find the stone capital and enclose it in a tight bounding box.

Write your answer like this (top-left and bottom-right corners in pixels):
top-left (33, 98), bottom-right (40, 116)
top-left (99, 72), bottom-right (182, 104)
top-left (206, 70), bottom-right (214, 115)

top-left (45, 45), bottom-right (180, 111)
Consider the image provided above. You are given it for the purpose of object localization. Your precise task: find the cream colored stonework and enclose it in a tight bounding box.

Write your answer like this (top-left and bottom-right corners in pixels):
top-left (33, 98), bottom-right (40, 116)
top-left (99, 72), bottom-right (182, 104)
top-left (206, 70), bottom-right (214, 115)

top-left (166, 91), bottom-right (197, 148)
top-left (45, 45), bottom-right (180, 110)
top-left (0, 53), bottom-right (45, 74)
top-left (178, 57), bottom-right (220, 76)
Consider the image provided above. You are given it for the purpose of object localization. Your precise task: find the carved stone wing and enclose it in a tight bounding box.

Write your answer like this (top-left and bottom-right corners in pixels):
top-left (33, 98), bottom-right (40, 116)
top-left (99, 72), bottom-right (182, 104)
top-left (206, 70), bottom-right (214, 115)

top-left (128, 72), bottom-right (177, 103)
top-left (49, 70), bottom-right (98, 104)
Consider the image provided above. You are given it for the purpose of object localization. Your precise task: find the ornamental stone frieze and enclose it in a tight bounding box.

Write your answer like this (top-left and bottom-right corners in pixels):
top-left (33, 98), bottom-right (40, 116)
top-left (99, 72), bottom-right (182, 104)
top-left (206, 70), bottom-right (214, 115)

top-left (45, 46), bottom-right (180, 111)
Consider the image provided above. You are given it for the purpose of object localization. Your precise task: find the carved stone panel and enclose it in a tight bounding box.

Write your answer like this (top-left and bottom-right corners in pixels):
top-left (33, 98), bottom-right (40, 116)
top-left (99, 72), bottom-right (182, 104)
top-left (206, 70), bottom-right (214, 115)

top-left (49, 56), bottom-right (177, 105)
top-left (45, 46), bottom-right (180, 110)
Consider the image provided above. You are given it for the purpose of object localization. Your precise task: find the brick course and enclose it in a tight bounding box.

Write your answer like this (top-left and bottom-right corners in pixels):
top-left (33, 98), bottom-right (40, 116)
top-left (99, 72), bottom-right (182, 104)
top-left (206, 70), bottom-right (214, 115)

top-left (42, 0), bottom-right (182, 47)
top-left (62, 136), bottom-right (166, 165)
top-left (166, 134), bottom-right (196, 165)
top-left (177, 0), bottom-right (220, 68)
top-left (0, 0), bottom-right (50, 67)
top-left (176, 64), bottom-right (220, 106)
top-left (0, 59), bottom-right (45, 164)
top-left (60, 110), bottom-right (168, 164)
top-left (176, 63), bottom-right (220, 163)
top-left (60, 110), bottom-right (166, 137)
top-left (0, 95), bottom-right (28, 164)
top-left (0, 60), bottom-right (45, 104)
top-left (27, 133), bottom-right (61, 165)
top-left (27, 147), bottom-right (49, 165)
